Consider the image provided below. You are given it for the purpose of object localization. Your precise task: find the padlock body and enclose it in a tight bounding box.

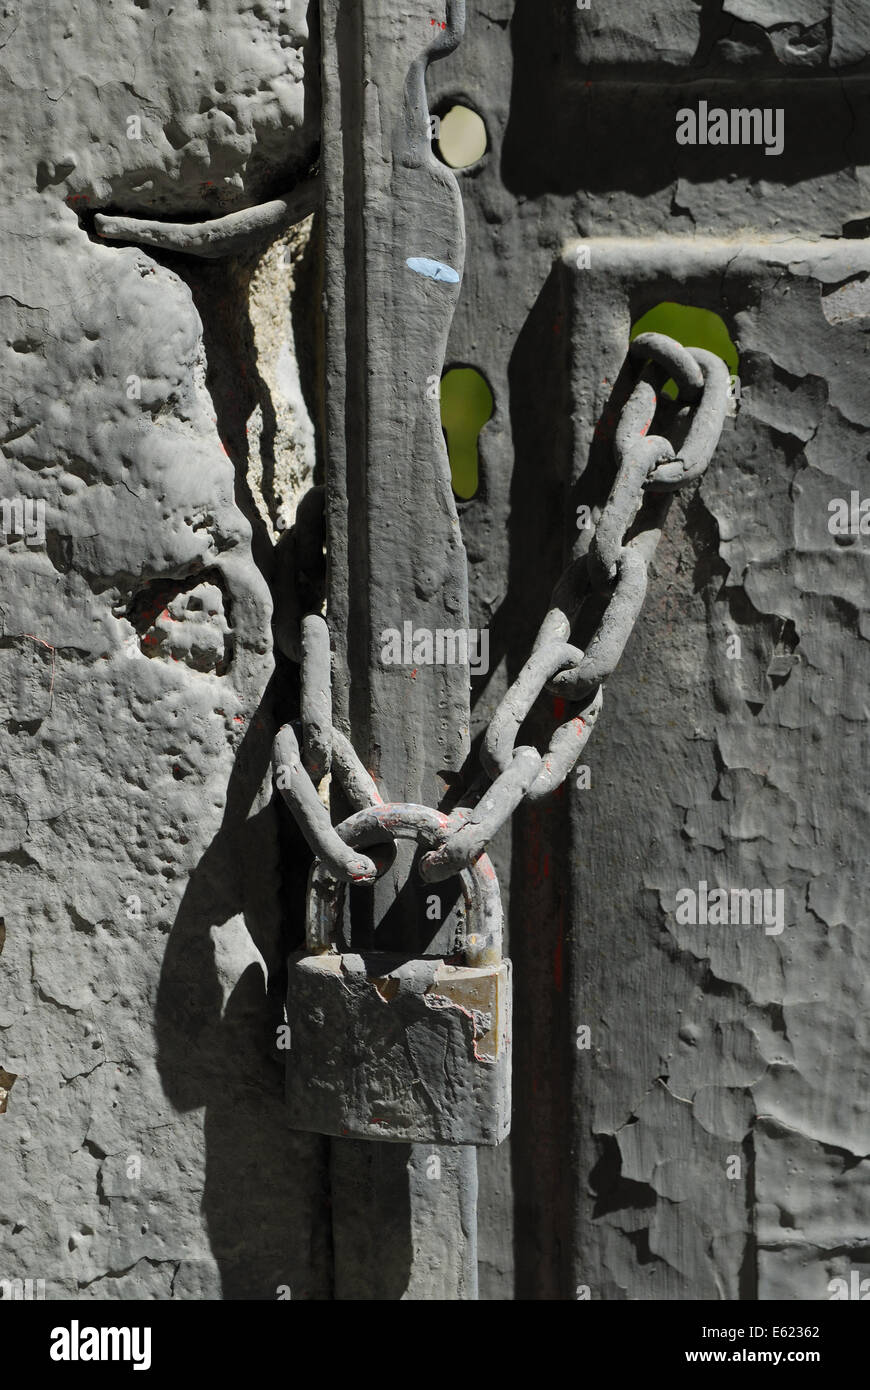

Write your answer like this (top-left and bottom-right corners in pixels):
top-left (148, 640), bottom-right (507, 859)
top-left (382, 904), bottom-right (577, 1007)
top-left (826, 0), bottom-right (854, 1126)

top-left (285, 949), bottom-right (512, 1145)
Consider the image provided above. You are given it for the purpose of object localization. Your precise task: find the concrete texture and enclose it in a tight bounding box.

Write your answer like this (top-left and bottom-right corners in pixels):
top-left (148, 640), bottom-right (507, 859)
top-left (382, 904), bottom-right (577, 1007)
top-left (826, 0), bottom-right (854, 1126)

top-left (0, 0), bottom-right (329, 1300)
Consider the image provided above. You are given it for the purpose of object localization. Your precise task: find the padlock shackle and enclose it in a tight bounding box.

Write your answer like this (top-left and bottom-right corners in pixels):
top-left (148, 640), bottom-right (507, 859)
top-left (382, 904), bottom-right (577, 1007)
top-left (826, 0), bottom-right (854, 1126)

top-left (306, 802), bottom-right (503, 968)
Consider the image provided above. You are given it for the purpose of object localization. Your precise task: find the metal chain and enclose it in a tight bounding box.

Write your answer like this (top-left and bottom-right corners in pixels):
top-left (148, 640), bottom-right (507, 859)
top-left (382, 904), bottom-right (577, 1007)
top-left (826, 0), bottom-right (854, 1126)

top-left (272, 610), bottom-right (386, 883)
top-left (274, 331), bottom-right (729, 884)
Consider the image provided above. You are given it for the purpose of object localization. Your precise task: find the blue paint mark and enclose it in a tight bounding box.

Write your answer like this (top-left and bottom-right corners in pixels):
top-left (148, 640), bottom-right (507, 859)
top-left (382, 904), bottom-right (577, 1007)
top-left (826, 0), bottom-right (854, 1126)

top-left (406, 256), bottom-right (460, 284)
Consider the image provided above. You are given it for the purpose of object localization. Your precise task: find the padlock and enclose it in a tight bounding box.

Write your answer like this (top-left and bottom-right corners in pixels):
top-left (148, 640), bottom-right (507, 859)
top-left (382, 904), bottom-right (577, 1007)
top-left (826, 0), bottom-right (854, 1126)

top-left (284, 802), bottom-right (511, 1146)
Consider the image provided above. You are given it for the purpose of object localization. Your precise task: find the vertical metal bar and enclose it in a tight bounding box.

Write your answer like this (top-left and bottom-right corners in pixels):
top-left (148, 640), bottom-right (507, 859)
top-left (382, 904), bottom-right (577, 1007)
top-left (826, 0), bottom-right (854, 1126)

top-left (320, 0), bottom-right (479, 1300)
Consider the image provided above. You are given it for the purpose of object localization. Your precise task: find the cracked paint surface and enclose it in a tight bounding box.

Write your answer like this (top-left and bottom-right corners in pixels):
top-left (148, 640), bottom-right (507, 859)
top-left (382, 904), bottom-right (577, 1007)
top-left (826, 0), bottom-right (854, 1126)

top-left (434, 5), bottom-right (870, 1297)
top-left (559, 241), bottom-right (870, 1299)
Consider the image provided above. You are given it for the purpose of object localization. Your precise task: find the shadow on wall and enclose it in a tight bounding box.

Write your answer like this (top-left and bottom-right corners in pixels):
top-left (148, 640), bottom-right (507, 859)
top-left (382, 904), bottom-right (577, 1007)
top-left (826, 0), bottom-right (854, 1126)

top-left (154, 678), bottom-right (332, 1299)
top-left (489, 264), bottom-right (577, 1298)
top-left (501, 0), bottom-right (870, 200)
top-left (146, 196), bottom-right (333, 1295)
top-left (148, 161), bottom-right (334, 1292)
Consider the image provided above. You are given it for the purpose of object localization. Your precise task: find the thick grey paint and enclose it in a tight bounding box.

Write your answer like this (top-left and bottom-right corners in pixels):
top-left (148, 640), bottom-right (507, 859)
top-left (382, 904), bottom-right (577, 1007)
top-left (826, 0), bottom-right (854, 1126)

top-left (431, 1), bottom-right (870, 1300)
top-left (2, 0), bottom-right (869, 1303)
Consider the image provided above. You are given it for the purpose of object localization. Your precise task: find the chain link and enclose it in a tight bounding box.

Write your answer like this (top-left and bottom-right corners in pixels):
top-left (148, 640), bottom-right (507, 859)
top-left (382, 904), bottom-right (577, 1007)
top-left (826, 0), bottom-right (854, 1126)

top-left (273, 331), bottom-right (729, 884)
top-left (272, 719), bottom-right (381, 883)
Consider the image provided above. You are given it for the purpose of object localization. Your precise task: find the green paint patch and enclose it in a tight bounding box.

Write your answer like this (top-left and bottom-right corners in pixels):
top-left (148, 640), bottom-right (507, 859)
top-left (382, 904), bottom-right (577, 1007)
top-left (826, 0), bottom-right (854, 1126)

top-left (441, 367), bottom-right (493, 500)
top-left (630, 303), bottom-right (738, 398)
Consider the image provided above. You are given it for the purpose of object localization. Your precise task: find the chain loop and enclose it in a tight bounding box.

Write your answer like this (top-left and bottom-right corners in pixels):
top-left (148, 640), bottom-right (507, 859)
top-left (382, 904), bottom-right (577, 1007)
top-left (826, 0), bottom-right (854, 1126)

top-left (419, 747), bottom-right (542, 883)
top-left (330, 728), bottom-right (384, 810)
top-left (629, 331), bottom-right (704, 399)
top-left (300, 614), bottom-right (333, 782)
top-left (310, 802), bottom-right (502, 968)
top-left (542, 544), bottom-right (649, 701)
top-left (273, 330), bottom-right (729, 881)
top-left (272, 723), bottom-right (380, 883)
top-left (645, 348), bottom-right (731, 491)
top-left (587, 434), bottom-right (671, 588)
top-left (525, 683), bottom-right (602, 802)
